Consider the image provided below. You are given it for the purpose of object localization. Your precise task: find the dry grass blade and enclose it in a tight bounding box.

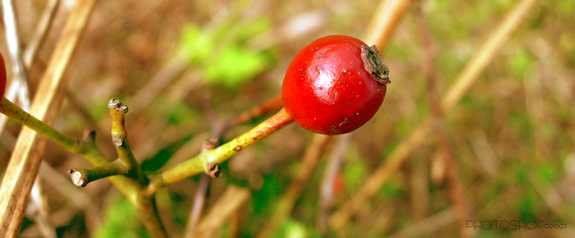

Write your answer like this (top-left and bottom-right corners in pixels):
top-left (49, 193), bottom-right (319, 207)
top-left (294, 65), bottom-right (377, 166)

top-left (23, 0), bottom-right (60, 69)
top-left (0, 0), bottom-right (97, 236)
top-left (185, 174), bottom-right (211, 236)
top-left (388, 207), bottom-right (457, 238)
top-left (329, 0), bottom-right (540, 230)
top-left (363, 0), bottom-right (411, 48)
top-left (440, 0), bottom-right (539, 113)
top-left (187, 186), bottom-right (251, 238)
top-left (27, 177), bottom-right (57, 238)
top-left (2, 0), bottom-right (31, 111)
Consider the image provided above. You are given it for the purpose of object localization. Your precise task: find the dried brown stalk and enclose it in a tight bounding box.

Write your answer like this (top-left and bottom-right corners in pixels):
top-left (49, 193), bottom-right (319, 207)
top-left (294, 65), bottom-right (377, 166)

top-left (0, 0), bottom-right (97, 236)
top-left (363, 0), bottom-right (412, 48)
top-left (416, 5), bottom-right (472, 237)
top-left (329, 0), bottom-right (540, 230)
top-left (23, 0), bottom-right (60, 69)
top-left (318, 133), bottom-right (350, 235)
top-left (257, 134), bottom-right (331, 238)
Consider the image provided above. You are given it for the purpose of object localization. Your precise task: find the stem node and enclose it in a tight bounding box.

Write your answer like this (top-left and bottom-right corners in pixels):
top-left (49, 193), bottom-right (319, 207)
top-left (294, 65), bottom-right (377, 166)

top-left (68, 169), bottom-right (88, 187)
top-left (207, 163), bottom-right (222, 178)
top-left (112, 135), bottom-right (126, 147)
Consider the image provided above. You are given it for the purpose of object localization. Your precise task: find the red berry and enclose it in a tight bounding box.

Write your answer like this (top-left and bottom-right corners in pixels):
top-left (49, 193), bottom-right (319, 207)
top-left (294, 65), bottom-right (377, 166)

top-left (282, 35), bottom-right (390, 135)
top-left (0, 53), bottom-right (6, 98)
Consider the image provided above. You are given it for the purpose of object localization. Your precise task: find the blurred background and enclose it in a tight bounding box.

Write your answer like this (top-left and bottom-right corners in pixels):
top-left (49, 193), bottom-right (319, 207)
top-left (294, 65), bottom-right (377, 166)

top-left (0, 0), bottom-right (574, 237)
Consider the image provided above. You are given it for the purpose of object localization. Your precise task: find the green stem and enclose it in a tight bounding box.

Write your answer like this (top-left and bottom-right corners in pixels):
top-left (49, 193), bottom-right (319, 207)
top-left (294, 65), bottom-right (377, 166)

top-left (146, 107), bottom-right (294, 195)
top-left (68, 160), bottom-right (128, 187)
top-left (0, 97), bottom-right (82, 152)
top-left (0, 97), bottom-right (166, 237)
top-left (135, 194), bottom-right (167, 238)
top-left (108, 98), bottom-right (149, 186)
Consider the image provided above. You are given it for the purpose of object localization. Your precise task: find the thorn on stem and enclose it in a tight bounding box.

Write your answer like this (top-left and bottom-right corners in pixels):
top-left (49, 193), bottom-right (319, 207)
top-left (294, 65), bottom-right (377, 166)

top-left (207, 163), bottom-right (221, 178)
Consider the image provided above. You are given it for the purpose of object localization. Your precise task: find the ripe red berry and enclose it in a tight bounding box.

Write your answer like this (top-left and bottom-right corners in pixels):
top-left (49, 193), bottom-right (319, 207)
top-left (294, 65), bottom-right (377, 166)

top-left (282, 35), bottom-right (390, 135)
top-left (0, 53), bottom-right (6, 98)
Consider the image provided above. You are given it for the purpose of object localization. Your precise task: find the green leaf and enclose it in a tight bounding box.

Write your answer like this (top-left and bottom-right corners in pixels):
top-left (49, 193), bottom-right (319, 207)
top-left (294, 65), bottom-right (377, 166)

top-left (177, 24), bottom-right (216, 62)
top-left (203, 45), bottom-right (270, 87)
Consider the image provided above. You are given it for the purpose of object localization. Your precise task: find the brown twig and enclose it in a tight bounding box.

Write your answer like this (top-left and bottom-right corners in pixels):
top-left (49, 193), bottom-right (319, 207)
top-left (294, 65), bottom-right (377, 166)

top-left (257, 134), bottom-right (331, 238)
top-left (185, 174), bottom-right (211, 237)
top-left (184, 138), bottom-right (219, 236)
top-left (329, 0), bottom-right (540, 230)
top-left (318, 133), bottom-right (350, 236)
top-left (184, 97), bottom-right (222, 236)
top-left (416, 5), bottom-right (472, 237)
top-left (225, 95), bottom-right (283, 130)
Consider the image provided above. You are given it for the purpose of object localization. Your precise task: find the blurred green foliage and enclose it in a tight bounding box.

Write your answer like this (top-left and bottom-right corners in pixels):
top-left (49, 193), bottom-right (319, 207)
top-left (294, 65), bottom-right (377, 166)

top-left (342, 157), bottom-right (368, 194)
top-left (177, 18), bottom-right (275, 88)
top-left (275, 219), bottom-right (308, 238)
top-left (509, 49), bottom-right (534, 77)
top-left (94, 198), bottom-right (149, 238)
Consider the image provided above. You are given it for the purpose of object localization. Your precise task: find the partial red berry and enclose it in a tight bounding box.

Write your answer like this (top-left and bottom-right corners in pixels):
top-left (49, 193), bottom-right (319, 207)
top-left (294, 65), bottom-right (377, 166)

top-left (282, 35), bottom-right (390, 135)
top-left (332, 172), bottom-right (345, 195)
top-left (0, 53), bottom-right (6, 98)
